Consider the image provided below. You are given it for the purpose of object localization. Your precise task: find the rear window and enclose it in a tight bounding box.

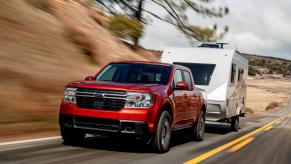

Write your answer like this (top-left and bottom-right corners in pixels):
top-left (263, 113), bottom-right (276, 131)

top-left (174, 62), bottom-right (216, 86)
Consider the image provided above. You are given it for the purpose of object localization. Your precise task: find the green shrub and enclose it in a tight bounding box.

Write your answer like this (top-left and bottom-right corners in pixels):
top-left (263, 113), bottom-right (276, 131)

top-left (248, 66), bottom-right (257, 76)
top-left (26, 0), bottom-right (51, 13)
top-left (265, 101), bottom-right (280, 110)
top-left (245, 107), bottom-right (254, 113)
top-left (108, 14), bottom-right (144, 41)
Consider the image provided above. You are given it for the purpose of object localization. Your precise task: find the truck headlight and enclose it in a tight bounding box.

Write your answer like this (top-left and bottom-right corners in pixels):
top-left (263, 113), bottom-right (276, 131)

top-left (125, 92), bottom-right (152, 108)
top-left (64, 88), bottom-right (77, 103)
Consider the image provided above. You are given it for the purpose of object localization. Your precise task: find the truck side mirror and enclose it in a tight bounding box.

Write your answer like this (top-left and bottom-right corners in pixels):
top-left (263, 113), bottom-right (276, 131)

top-left (174, 82), bottom-right (189, 90)
top-left (84, 76), bottom-right (94, 81)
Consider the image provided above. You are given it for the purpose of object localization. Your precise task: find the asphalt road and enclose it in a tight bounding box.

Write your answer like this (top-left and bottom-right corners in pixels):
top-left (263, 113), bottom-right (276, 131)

top-left (1, 104), bottom-right (291, 164)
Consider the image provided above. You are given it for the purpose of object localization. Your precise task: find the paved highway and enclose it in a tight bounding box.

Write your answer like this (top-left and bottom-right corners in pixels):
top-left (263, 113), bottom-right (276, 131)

top-left (1, 103), bottom-right (291, 164)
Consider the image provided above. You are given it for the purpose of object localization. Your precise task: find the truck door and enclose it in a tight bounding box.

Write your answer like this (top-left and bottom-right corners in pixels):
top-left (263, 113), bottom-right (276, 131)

top-left (183, 70), bottom-right (198, 121)
top-left (172, 69), bottom-right (188, 127)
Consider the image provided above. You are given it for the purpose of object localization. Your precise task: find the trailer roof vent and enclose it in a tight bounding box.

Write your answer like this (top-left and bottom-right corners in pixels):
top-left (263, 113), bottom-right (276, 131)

top-left (198, 43), bottom-right (228, 49)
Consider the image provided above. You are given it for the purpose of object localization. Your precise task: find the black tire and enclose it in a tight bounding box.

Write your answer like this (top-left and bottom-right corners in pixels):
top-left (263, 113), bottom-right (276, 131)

top-left (231, 116), bottom-right (239, 131)
top-left (61, 127), bottom-right (85, 145)
top-left (192, 110), bottom-right (205, 141)
top-left (151, 111), bottom-right (172, 153)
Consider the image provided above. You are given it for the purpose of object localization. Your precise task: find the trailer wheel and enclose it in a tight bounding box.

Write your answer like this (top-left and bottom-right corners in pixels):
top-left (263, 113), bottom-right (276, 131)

top-left (192, 111), bottom-right (205, 141)
top-left (231, 116), bottom-right (239, 131)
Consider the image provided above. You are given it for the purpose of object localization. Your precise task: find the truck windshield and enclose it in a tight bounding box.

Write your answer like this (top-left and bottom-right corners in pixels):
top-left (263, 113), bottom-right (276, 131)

top-left (96, 63), bottom-right (171, 84)
top-left (174, 62), bottom-right (216, 86)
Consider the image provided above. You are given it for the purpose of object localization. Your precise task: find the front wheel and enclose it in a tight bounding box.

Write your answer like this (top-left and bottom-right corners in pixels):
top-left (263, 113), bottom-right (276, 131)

top-left (151, 111), bottom-right (172, 153)
top-left (192, 110), bottom-right (205, 141)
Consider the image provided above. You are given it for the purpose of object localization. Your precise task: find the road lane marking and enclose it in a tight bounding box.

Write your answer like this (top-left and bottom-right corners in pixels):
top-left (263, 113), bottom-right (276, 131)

top-left (184, 117), bottom-right (282, 164)
top-left (228, 138), bottom-right (254, 152)
top-left (275, 117), bottom-right (287, 124)
top-left (0, 136), bottom-right (61, 146)
top-left (264, 125), bottom-right (273, 131)
top-left (275, 120), bottom-right (282, 124)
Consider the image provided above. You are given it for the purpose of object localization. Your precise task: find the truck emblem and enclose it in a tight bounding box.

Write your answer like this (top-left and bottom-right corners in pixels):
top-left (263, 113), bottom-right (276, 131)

top-left (95, 93), bottom-right (104, 98)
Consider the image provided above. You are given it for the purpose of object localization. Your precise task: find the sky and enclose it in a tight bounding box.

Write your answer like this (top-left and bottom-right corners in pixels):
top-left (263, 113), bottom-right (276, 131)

top-left (140, 0), bottom-right (291, 60)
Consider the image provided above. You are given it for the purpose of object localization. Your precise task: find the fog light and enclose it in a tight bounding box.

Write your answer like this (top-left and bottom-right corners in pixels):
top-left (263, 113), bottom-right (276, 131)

top-left (121, 122), bottom-right (135, 133)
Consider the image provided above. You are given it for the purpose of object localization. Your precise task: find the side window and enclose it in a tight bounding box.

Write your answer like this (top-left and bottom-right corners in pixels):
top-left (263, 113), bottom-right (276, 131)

top-left (183, 71), bottom-right (193, 90)
top-left (173, 70), bottom-right (183, 87)
top-left (230, 64), bottom-right (237, 85)
top-left (238, 69), bottom-right (244, 82)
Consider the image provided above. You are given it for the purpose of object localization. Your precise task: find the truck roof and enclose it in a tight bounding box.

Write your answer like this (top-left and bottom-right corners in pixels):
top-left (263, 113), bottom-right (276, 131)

top-left (111, 61), bottom-right (173, 67)
top-left (111, 61), bottom-right (191, 71)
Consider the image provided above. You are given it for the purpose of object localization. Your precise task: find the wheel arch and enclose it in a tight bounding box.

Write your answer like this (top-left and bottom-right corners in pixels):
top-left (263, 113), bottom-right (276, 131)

top-left (157, 98), bottom-right (175, 126)
top-left (160, 103), bottom-right (173, 121)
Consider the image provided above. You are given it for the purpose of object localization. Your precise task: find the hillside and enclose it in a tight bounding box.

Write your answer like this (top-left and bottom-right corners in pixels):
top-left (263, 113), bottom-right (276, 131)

top-left (149, 49), bottom-right (291, 77)
top-left (241, 53), bottom-right (291, 77)
top-left (0, 0), bottom-right (158, 140)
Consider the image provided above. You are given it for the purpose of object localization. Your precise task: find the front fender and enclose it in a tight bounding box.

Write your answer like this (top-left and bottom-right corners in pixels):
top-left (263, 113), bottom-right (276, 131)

top-left (156, 97), bottom-right (175, 125)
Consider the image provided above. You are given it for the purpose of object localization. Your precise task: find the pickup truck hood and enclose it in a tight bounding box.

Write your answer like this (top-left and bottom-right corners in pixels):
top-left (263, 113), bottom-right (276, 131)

top-left (67, 81), bottom-right (162, 92)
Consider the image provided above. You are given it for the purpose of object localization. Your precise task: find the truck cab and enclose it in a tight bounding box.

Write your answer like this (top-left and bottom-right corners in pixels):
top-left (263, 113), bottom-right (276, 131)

top-left (59, 61), bottom-right (206, 153)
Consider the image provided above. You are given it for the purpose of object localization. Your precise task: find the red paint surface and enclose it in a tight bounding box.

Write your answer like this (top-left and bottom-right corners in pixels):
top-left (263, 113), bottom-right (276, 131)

top-left (60, 61), bottom-right (206, 133)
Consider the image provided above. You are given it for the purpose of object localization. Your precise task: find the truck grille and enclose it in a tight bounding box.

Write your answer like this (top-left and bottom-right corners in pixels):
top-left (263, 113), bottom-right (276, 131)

top-left (76, 88), bottom-right (126, 110)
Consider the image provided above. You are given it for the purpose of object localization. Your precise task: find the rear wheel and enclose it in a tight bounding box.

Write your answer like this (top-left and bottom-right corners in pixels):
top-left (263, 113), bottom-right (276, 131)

top-left (192, 111), bottom-right (205, 141)
top-left (231, 116), bottom-right (239, 131)
top-left (151, 111), bottom-right (172, 153)
top-left (61, 127), bottom-right (85, 144)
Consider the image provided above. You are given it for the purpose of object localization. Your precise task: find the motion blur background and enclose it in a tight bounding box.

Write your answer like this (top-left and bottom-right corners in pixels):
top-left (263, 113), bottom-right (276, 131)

top-left (0, 0), bottom-right (161, 140)
top-left (1, 0), bottom-right (291, 141)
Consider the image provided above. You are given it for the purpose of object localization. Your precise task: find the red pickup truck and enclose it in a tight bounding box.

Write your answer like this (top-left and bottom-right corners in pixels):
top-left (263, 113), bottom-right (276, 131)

top-left (59, 61), bottom-right (206, 153)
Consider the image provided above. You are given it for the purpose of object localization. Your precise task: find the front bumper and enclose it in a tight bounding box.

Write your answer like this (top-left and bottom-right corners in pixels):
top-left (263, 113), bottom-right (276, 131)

top-left (59, 114), bottom-right (149, 136)
top-left (60, 101), bottom-right (158, 133)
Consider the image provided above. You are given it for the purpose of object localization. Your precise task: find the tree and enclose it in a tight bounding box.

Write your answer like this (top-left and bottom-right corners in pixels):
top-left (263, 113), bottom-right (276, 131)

top-left (95, 0), bottom-right (229, 47)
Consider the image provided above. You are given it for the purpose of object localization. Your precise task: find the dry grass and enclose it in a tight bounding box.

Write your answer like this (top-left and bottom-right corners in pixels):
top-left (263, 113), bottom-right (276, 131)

top-left (246, 78), bottom-right (291, 113)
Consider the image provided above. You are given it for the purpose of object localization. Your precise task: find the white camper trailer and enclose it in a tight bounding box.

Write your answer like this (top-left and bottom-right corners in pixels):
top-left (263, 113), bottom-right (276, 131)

top-left (161, 44), bottom-right (248, 131)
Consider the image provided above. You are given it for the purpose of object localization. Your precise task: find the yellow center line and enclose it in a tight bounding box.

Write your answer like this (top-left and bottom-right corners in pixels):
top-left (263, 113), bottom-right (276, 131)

top-left (184, 117), bottom-right (282, 164)
top-left (228, 137), bottom-right (254, 152)
top-left (264, 125), bottom-right (273, 131)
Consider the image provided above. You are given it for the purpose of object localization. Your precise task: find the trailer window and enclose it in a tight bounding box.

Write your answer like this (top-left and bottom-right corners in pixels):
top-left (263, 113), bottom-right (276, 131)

top-left (173, 62), bottom-right (215, 86)
top-left (230, 64), bottom-right (237, 85)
